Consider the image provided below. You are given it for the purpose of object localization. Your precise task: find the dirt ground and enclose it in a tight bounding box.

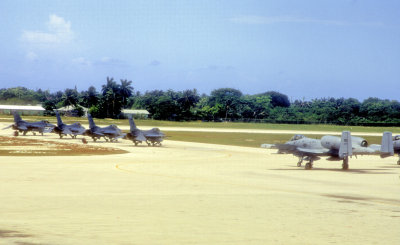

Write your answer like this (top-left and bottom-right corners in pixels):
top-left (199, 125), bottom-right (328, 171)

top-left (0, 122), bottom-right (399, 245)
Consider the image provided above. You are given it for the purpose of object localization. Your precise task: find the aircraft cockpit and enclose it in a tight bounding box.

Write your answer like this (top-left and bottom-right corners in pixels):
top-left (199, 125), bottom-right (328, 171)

top-left (289, 134), bottom-right (305, 141)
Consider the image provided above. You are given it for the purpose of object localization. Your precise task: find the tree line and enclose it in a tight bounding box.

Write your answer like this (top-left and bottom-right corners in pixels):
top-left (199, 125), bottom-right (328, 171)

top-left (1, 77), bottom-right (400, 126)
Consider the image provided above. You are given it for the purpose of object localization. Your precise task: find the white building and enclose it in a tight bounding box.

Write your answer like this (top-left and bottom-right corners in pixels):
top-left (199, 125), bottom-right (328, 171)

top-left (0, 105), bottom-right (45, 115)
top-left (121, 109), bottom-right (150, 119)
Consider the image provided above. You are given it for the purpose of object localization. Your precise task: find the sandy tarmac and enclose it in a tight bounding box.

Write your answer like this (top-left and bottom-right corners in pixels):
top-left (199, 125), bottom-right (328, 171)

top-left (0, 123), bottom-right (399, 245)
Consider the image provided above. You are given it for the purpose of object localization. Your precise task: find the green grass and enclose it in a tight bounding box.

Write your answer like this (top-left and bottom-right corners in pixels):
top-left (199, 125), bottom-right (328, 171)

top-left (1, 114), bottom-right (399, 133)
top-left (164, 131), bottom-right (383, 148)
top-left (0, 114), bottom-right (386, 148)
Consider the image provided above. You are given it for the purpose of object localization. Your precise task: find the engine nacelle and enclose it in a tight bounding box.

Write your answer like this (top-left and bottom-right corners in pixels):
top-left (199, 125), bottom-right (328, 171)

top-left (351, 136), bottom-right (368, 147)
top-left (394, 140), bottom-right (400, 150)
top-left (321, 135), bottom-right (341, 150)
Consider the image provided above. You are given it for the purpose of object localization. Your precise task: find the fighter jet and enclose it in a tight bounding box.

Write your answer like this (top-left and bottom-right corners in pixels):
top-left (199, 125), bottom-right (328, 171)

top-left (125, 116), bottom-right (165, 146)
top-left (52, 111), bottom-right (86, 138)
top-left (2, 111), bottom-right (55, 136)
top-left (84, 113), bottom-right (125, 142)
top-left (262, 131), bottom-right (393, 170)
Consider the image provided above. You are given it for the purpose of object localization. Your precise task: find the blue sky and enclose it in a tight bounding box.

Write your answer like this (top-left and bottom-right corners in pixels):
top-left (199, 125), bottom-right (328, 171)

top-left (0, 0), bottom-right (399, 100)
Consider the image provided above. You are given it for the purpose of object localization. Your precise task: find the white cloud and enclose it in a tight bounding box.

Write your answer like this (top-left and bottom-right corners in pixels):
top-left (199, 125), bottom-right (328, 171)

top-left (72, 57), bottom-right (91, 66)
top-left (149, 60), bottom-right (161, 66)
top-left (21, 14), bottom-right (74, 46)
top-left (229, 15), bottom-right (383, 27)
top-left (25, 51), bottom-right (38, 61)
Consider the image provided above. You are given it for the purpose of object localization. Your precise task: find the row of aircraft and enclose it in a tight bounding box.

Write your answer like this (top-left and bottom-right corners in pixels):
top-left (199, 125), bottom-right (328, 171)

top-left (3, 111), bottom-right (400, 169)
top-left (2, 111), bottom-right (165, 146)
top-left (261, 131), bottom-right (400, 170)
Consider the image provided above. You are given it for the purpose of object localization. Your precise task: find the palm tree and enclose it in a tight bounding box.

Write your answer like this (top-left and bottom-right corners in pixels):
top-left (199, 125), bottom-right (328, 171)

top-left (120, 79), bottom-right (133, 107)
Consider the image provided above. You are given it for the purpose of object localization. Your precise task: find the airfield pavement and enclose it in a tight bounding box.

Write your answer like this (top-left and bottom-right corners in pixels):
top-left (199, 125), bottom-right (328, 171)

top-left (0, 122), bottom-right (399, 245)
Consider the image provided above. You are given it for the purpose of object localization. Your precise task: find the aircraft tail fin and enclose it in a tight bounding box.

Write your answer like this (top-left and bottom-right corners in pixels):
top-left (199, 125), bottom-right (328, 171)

top-left (128, 116), bottom-right (138, 131)
top-left (55, 111), bottom-right (63, 126)
top-left (87, 113), bottom-right (96, 129)
top-left (12, 111), bottom-right (22, 123)
top-left (339, 131), bottom-right (352, 158)
top-left (380, 131), bottom-right (394, 157)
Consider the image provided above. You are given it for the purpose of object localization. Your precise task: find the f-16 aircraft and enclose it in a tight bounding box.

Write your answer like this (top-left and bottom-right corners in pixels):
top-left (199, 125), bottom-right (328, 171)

top-left (52, 111), bottom-right (86, 138)
top-left (2, 111), bottom-right (55, 136)
top-left (84, 113), bottom-right (125, 142)
top-left (261, 131), bottom-right (393, 170)
top-left (125, 116), bottom-right (165, 146)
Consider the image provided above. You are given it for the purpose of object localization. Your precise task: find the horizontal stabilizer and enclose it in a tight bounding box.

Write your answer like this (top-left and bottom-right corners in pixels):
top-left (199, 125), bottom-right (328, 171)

top-left (260, 144), bottom-right (276, 149)
top-left (2, 125), bottom-right (13, 130)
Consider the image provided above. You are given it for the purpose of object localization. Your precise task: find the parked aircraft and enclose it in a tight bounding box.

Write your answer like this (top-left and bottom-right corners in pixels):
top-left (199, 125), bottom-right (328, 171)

top-left (262, 131), bottom-right (393, 170)
top-left (52, 111), bottom-right (86, 138)
top-left (2, 111), bottom-right (55, 136)
top-left (84, 113), bottom-right (125, 142)
top-left (125, 116), bottom-right (165, 146)
top-left (393, 135), bottom-right (400, 165)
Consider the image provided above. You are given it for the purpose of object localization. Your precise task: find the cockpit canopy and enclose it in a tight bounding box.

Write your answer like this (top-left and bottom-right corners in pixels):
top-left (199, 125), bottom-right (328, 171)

top-left (289, 134), bottom-right (305, 141)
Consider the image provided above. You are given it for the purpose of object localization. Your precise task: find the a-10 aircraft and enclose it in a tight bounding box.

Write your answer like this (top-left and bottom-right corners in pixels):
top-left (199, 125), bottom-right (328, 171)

top-left (125, 116), bottom-right (165, 146)
top-left (391, 135), bottom-right (400, 165)
top-left (2, 111), bottom-right (55, 136)
top-left (52, 111), bottom-right (86, 138)
top-left (261, 131), bottom-right (393, 170)
top-left (84, 113), bottom-right (125, 142)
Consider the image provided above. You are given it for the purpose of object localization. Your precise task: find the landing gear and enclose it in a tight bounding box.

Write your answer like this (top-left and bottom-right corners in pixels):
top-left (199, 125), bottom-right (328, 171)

top-left (397, 160), bottom-right (400, 165)
top-left (305, 160), bottom-right (313, 170)
top-left (342, 157), bottom-right (349, 170)
top-left (297, 157), bottom-right (303, 167)
top-left (14, 131), bottom-right (19, 136)
top-left (305, 162), bottom-right (312, 170)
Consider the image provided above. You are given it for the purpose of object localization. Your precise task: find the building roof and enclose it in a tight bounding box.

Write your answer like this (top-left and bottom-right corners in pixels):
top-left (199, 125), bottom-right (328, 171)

top-left (57, 105), bottom-right (88, 111)
top-left (122, 109), bottom-right (150, 115)
top-left (0, 105), bottom-right (45, 111)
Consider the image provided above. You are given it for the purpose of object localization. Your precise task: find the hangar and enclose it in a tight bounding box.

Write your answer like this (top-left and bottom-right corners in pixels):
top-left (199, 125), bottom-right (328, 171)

top-left (0, 104), bottom-right (45, 115)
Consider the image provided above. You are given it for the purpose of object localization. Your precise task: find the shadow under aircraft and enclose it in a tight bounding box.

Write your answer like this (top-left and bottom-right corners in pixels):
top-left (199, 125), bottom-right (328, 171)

top-left (3, 111), bottom-right (55, 136)
top-left (84, 113), bottom-right (125, 142)
top-left (52, 111), bottom-right (86, 139)
top-left (125, 116), bottom-right (165, 146)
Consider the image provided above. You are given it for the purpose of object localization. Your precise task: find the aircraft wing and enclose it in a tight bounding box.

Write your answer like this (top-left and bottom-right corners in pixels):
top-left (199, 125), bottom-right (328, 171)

top-left (17, 125), bottom-right (28, 131)
top-left (352, 146), bottom-right (379, 155)
top-left (296, 148), bottom-right (330, 154)
top-left (102, 129), bottom-right (119, 134)
top-left (62, 128), bottom-right (73, 135)
top-left (92, 131), bottom-right (105, 136)
top-left (73, 127), bottom-right (86, 135)
top-left (145, 134), bottom-right (164, 138)
top-left (43, 127), bottom-right (54, 133)
top-left (134, 131), bottom-right (147, 142)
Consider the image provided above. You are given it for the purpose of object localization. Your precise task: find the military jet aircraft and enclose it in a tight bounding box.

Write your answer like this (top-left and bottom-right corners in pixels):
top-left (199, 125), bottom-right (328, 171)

top-left (370, 133), bottom-right (399, 165)
top-left (262, 131), bottom-right (393, 170)
top-left (84, 113), bottom-right (125, 142)
top-left (393, 135), bottom-right (400, 165)
top-left (125, 116), bottom-right (165, 146)
top-left (2, 111), bottom-right (55, 136)
top-left (52, 111), bottom-right (86, 138)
